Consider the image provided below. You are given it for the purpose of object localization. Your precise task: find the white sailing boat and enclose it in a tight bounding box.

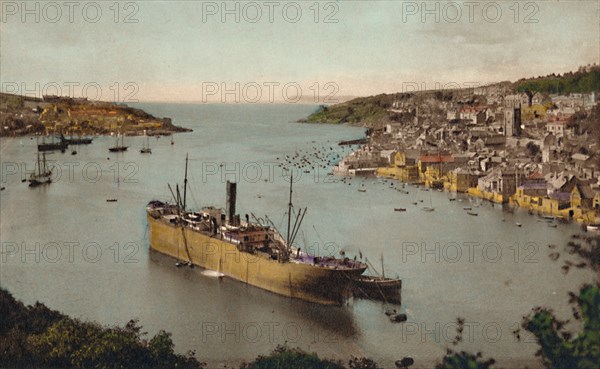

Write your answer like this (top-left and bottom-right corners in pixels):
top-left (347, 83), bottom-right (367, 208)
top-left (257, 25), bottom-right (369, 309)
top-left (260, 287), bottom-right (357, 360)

top-left (421, 193), bottom-right (435, 212)
top-left (140, 132), bottom-right (152, 154)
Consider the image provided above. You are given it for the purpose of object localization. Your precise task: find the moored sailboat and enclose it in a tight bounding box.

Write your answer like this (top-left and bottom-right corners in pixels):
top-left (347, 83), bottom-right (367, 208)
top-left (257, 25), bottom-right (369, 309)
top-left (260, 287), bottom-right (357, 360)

top-left (140, 133), bottom-right (152, 154)
top-left (28, 152), bottom-right (52, 187)
top-left (109, 133), bottom-right (128, 152)
top-left (351, 254), bottom-right (401, 304)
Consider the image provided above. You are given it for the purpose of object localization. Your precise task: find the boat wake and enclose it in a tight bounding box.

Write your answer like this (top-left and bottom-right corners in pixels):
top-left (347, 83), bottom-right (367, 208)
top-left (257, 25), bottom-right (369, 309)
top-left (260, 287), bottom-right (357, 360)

top-left (201, 270), bottom-right (225, 278)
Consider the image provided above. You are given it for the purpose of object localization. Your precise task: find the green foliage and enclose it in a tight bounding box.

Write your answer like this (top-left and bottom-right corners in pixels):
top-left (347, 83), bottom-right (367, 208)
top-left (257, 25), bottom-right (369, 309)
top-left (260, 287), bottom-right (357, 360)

top-left (238, 346), bottom-right (386, 369)
top-left (149, 330), bottom-right (180, 367)
top-left (565, 235), bottom-right (600, 273)
top-left (347, 357), bottom-right (383, 369)
top-left (524, 284), bottom-right (600, 369)
top-left (240, 345), bottom-right (345, 369)
top-left (433, 318), bottom-right (497, 369)
top-left (0, 289), bottom-right (65, 366)
top-left (526, 141), bottom-right (540, 157)
top-left (0, 288), bottom-right (204, 369)
top-left (304, 92), bottom-right (423, 126)
top-left (30, 318), bottom-right (202, 369)
top-left (435, 351), bottom-right (496, 369)
top-left (306, 100), bottom-right (390, 126)
top-left (522, 235), bottom-right (600, 369)
top-left (516, 67), bottom-right (600, 94)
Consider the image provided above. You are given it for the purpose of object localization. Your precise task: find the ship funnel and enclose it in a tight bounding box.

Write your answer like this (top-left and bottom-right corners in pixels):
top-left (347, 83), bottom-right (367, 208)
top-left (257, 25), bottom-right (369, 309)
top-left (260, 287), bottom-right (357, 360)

top-left (226, 181), bottom-right (237, 225)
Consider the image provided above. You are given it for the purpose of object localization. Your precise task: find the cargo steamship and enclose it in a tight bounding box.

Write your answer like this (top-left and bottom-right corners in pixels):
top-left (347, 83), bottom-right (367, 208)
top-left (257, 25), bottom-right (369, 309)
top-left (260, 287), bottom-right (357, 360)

top-left (146, 156), bottom-right (368, 305)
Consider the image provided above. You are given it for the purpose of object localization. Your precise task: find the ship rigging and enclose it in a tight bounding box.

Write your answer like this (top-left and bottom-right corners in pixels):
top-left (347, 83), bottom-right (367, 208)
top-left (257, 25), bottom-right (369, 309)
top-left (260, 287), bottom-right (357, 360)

top-left (146, 155), bottom-right (369, 305)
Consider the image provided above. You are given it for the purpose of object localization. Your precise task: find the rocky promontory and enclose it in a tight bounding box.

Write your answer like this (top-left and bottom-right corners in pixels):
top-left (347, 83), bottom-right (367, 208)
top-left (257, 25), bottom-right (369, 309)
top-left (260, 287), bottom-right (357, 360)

top-left (0, 93), bottom-right (192, 137)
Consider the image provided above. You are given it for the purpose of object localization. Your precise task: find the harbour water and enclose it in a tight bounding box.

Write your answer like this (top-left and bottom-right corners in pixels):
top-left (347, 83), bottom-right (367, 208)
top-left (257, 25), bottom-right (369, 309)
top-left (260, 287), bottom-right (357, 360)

top-left (0, 103), bottom-right (595, 368)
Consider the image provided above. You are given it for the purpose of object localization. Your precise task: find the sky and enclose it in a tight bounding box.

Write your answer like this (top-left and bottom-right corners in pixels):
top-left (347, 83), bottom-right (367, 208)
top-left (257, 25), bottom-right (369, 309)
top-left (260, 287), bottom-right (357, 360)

top-left (1, 0), bottom-right (598, 102)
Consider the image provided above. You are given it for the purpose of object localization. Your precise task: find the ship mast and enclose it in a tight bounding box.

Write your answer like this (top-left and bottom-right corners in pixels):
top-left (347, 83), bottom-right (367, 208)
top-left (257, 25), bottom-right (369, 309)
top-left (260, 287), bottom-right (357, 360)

top-left (286, 174), bottom-right (293, 247)
top-left (42, 152), bottom-right (47, 176)
top-left (36, 152), bottom-right (41, 177)
top-left (183, 154), bottom-right (188, 211)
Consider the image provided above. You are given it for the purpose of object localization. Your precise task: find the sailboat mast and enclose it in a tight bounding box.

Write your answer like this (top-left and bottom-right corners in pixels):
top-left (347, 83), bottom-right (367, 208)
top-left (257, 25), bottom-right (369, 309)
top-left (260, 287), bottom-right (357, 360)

top-left (183, 154), bottom-right (188, 211)
top-left (37, 152), bottom-right (41, 176)
top-left (381, 254), bottom-right (385, 279)
top-left (286, 174), bottom-right (293, 247)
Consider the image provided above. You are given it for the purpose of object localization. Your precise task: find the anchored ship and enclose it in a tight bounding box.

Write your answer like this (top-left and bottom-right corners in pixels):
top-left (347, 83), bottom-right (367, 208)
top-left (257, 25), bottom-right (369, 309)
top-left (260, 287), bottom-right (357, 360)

top-left (146, 156), bottom-right (368, 305)
top-left (351, 255), bottom-right (401, 304)
top-left (61, 134), bottom-right (93, 145)
top-left (140, 133), bottom-right (152, 154)
top-left (109, 134), bottom-right (128, 152)
top-left (37, 136), bottom-right (67, 152)
top-left (352, 275), bottom-right (402, 304)
top-left (29, 152), bottom-right (52, 187)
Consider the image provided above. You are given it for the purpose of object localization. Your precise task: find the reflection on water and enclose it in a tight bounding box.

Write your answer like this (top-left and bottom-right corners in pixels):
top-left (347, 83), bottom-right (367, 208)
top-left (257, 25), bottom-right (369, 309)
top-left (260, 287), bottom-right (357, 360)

top-left (0, 104), bottom-right (596, 368)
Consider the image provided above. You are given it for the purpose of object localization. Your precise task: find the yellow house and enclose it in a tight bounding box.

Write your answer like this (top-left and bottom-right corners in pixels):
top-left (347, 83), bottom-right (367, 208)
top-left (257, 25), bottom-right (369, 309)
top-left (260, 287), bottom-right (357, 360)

top-left (399, 151), bottom-right (420, 182)
top-left (513, 172), bottom-right (548, 209)
top-left (473, 167), bottom-right (517, 204)
top-left (417, 154), bottom-right (454, 188)
top-left (446, 168), bottom-right (480, 193)
top-left (571, 183), bottom-right (594, 210)
top-left (540, 196), bottom-right (567, 216)
top-left (376, 151), bottom-right (420, 182)
top-left (522, 103), bottom-right (548, 121)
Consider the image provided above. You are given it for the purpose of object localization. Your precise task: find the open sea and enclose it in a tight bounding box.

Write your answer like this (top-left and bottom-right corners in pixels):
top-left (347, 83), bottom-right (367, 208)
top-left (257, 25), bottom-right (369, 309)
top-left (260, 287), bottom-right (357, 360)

top-left (0, 103), bottom-right (596, 368)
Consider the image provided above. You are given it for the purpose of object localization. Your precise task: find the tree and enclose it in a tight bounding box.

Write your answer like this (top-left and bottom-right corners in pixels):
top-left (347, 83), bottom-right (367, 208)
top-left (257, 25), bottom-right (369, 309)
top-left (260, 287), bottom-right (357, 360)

top-left (518, 235), bottom-right (600, 369)
top-left (523, 284), bottom-right (599, 369)
top-left (526, 141), bottom-right (540, 157)
top-left (438, 235), bottom-right (600, 369)
top-left (348, 357), bottom-right (383, 369)
top-left (435, 351), bottom-right (496, 369)
top-left (240, 345), bottom-right (345, 369)
top-left (0, 288), bottom-right (204, 369)
top-left (434, 318), bottom-right (497, 369)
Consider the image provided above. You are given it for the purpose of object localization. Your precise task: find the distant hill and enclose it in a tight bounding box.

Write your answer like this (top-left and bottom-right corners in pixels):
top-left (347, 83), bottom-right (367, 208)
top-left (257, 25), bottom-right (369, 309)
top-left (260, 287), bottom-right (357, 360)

top-left (0, 93), bottom-right (191, 136)
top-left (516, 65), bottom-right (600, 94)
top-left (304, 65), bottom-right (600, 126)
top-left (301, 88), bottom-right (475, 127)
top-left (301, 94), bottom-right (393, 126)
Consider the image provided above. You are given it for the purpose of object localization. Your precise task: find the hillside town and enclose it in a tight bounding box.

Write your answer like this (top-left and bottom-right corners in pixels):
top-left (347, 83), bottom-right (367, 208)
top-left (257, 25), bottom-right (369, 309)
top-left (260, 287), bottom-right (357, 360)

top-left (0, 93), bottom-right (190, 137)
top-left (333, 87), bottom-right (600, 224)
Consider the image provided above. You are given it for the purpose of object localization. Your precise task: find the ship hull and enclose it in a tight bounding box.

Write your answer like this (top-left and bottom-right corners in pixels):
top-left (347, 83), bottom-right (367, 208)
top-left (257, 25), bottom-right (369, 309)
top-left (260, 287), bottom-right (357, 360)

top-left (147, 214), bottom-right (366, 305)
top-left (38, 142), bottom-right (67, 152)
top-left (109, 147), bottom-right (128, 152)
top-left (352, 277), bottom-right (402, 304)
top-left (67, 138), bottom-right (93, 145)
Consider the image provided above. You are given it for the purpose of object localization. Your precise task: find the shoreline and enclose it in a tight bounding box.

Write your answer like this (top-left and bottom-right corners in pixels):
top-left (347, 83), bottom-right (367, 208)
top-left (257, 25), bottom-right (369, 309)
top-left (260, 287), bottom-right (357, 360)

top-left (0, 126), bottom-right (193, 138)
top-left (0, 92), bottom-right (193, 138)
top-left (335, 147), bottom-right (600, 226)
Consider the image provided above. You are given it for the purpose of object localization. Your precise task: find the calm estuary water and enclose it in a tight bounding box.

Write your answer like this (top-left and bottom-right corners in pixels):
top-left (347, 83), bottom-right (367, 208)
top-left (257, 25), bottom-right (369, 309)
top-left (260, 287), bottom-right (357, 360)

top-left (0, 104), bottom-right (596, 368)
